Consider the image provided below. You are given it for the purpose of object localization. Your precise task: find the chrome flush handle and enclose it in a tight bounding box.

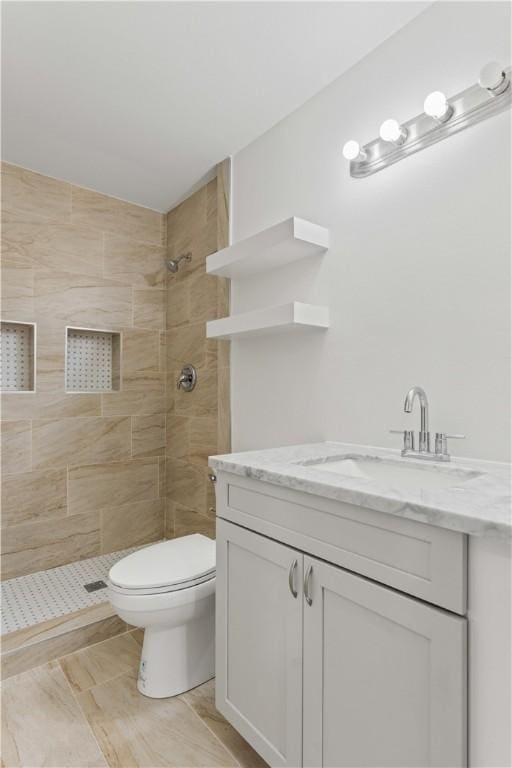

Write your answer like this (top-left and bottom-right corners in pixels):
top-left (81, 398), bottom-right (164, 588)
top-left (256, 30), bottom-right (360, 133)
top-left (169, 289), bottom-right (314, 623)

top-left (304, 564), bottom-right (313, 606)
top-left (288, 559), bottom-right (298, 598)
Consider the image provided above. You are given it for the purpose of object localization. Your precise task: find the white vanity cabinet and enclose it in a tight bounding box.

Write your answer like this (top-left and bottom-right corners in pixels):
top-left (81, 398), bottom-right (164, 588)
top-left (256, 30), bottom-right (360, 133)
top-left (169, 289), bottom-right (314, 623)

top-left (302, 555), bottom-right (466, 768)
top-left (216, 520), bottom-right (303, 767)
top-left (215, 473), bottom-right (468, 768)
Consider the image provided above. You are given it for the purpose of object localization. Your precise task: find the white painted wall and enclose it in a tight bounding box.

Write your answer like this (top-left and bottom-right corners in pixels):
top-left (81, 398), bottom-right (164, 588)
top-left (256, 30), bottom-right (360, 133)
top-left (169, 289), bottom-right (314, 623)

top-left (231, 1), bottom-right (511, 462)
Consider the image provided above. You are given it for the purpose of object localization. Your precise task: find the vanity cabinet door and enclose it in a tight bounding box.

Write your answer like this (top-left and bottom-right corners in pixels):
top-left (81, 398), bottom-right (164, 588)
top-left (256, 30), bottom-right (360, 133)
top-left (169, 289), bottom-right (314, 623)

top-left (216, 518), bottom-right (303, 767)
top-left (303, 556), bottom-right (467, 768)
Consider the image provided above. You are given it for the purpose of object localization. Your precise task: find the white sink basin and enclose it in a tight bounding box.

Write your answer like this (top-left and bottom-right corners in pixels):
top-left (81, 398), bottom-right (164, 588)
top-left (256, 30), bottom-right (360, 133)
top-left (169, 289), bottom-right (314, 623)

top-left (306, 456), bottom-right (480, 492)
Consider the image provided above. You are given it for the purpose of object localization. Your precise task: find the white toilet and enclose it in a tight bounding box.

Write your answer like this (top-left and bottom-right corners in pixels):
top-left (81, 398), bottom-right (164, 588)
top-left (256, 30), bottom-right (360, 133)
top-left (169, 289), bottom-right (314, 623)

top-left (108, 534), bottom-right (215, 699)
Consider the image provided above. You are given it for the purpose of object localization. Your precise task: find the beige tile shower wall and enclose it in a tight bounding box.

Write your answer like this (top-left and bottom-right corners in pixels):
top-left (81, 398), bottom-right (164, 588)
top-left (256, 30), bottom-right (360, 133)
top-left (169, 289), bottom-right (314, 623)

top-left (0, 162), bottom-right (167, 579)
top-left (165, 160), bottom-right (230, 539)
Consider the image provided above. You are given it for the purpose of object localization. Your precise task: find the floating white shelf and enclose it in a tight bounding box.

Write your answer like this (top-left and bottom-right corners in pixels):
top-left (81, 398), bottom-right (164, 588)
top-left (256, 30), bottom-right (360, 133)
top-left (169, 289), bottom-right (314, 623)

top-left (206, 216), bottom-right (329, 278)
top-left (207, 302), bottom-right (329, 340)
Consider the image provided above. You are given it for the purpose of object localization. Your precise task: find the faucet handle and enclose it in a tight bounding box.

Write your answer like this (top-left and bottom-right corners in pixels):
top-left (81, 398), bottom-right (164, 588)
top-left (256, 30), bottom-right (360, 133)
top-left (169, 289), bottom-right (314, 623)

top-left (390, 429), bottom-right (415, 451)
top-left (434, 432), bottom-right (466, 457)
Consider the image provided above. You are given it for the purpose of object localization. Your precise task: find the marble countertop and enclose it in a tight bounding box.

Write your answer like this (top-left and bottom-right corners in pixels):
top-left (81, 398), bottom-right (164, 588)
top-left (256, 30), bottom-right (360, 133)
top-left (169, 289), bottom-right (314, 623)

top-left (209, 442), bottom-right (512, 537)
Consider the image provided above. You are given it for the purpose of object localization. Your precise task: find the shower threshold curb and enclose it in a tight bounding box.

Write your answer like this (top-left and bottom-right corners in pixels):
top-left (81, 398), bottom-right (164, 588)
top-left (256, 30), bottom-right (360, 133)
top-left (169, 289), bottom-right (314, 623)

top-left (1, 602), bottom-right (129, 680)
top-left (0, 543), bottom-right (165, 680)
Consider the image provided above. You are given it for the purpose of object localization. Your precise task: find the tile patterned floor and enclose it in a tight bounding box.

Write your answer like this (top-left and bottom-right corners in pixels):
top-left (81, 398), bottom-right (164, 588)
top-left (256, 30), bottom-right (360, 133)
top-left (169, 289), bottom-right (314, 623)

top-left (1, 546), bottom-right (141, 634)
top-left (0, 629), bottom-right (267, 768)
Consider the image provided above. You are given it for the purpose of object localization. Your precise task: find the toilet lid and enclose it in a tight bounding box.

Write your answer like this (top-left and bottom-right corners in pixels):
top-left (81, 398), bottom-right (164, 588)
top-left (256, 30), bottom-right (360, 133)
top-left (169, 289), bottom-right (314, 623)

top-left (108, 534), bottom-right (215, 591)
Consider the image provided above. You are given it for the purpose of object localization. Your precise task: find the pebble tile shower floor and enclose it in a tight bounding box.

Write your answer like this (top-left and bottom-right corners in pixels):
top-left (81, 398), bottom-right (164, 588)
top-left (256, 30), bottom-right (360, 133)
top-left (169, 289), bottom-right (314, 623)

top-left (1, 546), bottom-right (140, 634)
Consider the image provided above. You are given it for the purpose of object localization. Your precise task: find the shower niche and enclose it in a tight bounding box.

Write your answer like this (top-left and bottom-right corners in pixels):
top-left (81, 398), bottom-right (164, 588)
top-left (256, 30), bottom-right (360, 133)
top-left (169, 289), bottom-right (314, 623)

top-left (0, 321), bottom-right (36, 392)
top-left (65, 327), bottom-right (121, 392)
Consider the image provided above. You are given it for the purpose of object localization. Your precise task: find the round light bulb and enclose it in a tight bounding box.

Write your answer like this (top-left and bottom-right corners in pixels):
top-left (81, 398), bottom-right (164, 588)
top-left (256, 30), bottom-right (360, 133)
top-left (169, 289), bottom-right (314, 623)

top-left (342, 140), bottom-right (362, 161)
top-left (479, 61), bottom-right (509, 95)
top-left (379, 118), bottom-right (407, 145)
top-left (424, 91), bottom-right (451, 120)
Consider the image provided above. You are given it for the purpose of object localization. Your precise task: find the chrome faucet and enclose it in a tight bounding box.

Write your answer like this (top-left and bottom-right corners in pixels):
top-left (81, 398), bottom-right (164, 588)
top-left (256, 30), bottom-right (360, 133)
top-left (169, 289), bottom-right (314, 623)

top-left (390, 386), bottom-right (465, 462)
top-left (404, 386), bottom-right (430, 453)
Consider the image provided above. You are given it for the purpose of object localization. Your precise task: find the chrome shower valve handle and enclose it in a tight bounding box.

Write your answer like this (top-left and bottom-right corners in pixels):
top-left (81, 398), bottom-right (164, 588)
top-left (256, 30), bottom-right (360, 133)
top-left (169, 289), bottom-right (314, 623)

top-left (176, 365), bottom-right (197, 392)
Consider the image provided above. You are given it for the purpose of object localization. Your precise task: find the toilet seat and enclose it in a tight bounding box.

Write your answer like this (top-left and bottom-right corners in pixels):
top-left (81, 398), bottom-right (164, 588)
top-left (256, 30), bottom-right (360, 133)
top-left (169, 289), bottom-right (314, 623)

top-left (108, 574), bottom-right (216, 615)
top-left (108, 533), bottom-right (215, 596)
top-left (109, 571), bottom-right (215, 596)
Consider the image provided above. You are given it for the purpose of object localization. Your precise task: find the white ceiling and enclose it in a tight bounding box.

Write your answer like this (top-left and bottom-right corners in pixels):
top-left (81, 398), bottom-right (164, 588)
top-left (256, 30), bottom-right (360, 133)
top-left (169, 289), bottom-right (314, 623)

top-left (1, 1), bottom-right (430, 212)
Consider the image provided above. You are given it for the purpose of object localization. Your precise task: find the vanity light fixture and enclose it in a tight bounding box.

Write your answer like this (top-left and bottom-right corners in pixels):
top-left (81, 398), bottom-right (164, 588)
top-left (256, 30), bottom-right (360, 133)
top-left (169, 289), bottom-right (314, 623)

top-left (344, 61), bottom-right (511, 178)
top-left (342, 140), bottom-right (366, 161)
top-left (423, 91), bottom-right (453, 122)
top-left (379, 118), bottom-right (408, 145)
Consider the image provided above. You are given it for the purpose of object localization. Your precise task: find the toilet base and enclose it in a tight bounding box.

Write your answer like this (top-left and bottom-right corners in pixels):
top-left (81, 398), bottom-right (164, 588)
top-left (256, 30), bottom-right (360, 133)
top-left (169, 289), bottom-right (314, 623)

top-left (136, 602), bottom-right (215, 698)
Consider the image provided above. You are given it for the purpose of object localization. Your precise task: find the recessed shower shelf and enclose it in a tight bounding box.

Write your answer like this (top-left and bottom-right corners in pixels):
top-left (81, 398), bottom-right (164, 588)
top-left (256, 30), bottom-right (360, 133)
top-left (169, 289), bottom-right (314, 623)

top-left (206, 302), bottom-right (329, 340)
top-left (206, 217), bottom-right (329, 278)
top-left (0, 321), bottom-right (36, 392)
top-left (65, 327), bottom-right (121, 393)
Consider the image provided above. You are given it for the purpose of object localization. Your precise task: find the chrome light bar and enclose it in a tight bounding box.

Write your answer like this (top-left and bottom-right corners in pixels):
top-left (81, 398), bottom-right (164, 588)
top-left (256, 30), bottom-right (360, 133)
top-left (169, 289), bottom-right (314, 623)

top-left (345, 63), bottom-right (511, 178)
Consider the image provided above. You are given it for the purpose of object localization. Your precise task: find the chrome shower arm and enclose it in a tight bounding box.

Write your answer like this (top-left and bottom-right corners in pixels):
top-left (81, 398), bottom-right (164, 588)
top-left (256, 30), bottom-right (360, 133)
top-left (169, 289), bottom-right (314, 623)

top-left (166, 252), bottom-right (192, 273)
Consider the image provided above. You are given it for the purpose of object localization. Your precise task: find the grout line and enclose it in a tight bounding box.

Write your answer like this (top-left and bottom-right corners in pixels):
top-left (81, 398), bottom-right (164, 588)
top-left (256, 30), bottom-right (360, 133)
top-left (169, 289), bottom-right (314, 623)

top-left (65, 464), bottom-right (70, 516)
top-left (99, 507), bottom-right (104, 553)
top-left (28, 418), bottom-right (33, 474)
top-left (58, 660), bottom-right (113, 766)
top-left (180, 692), bottom-right (243, 768)
top-left (101, 232), bottom-right (106, 279)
